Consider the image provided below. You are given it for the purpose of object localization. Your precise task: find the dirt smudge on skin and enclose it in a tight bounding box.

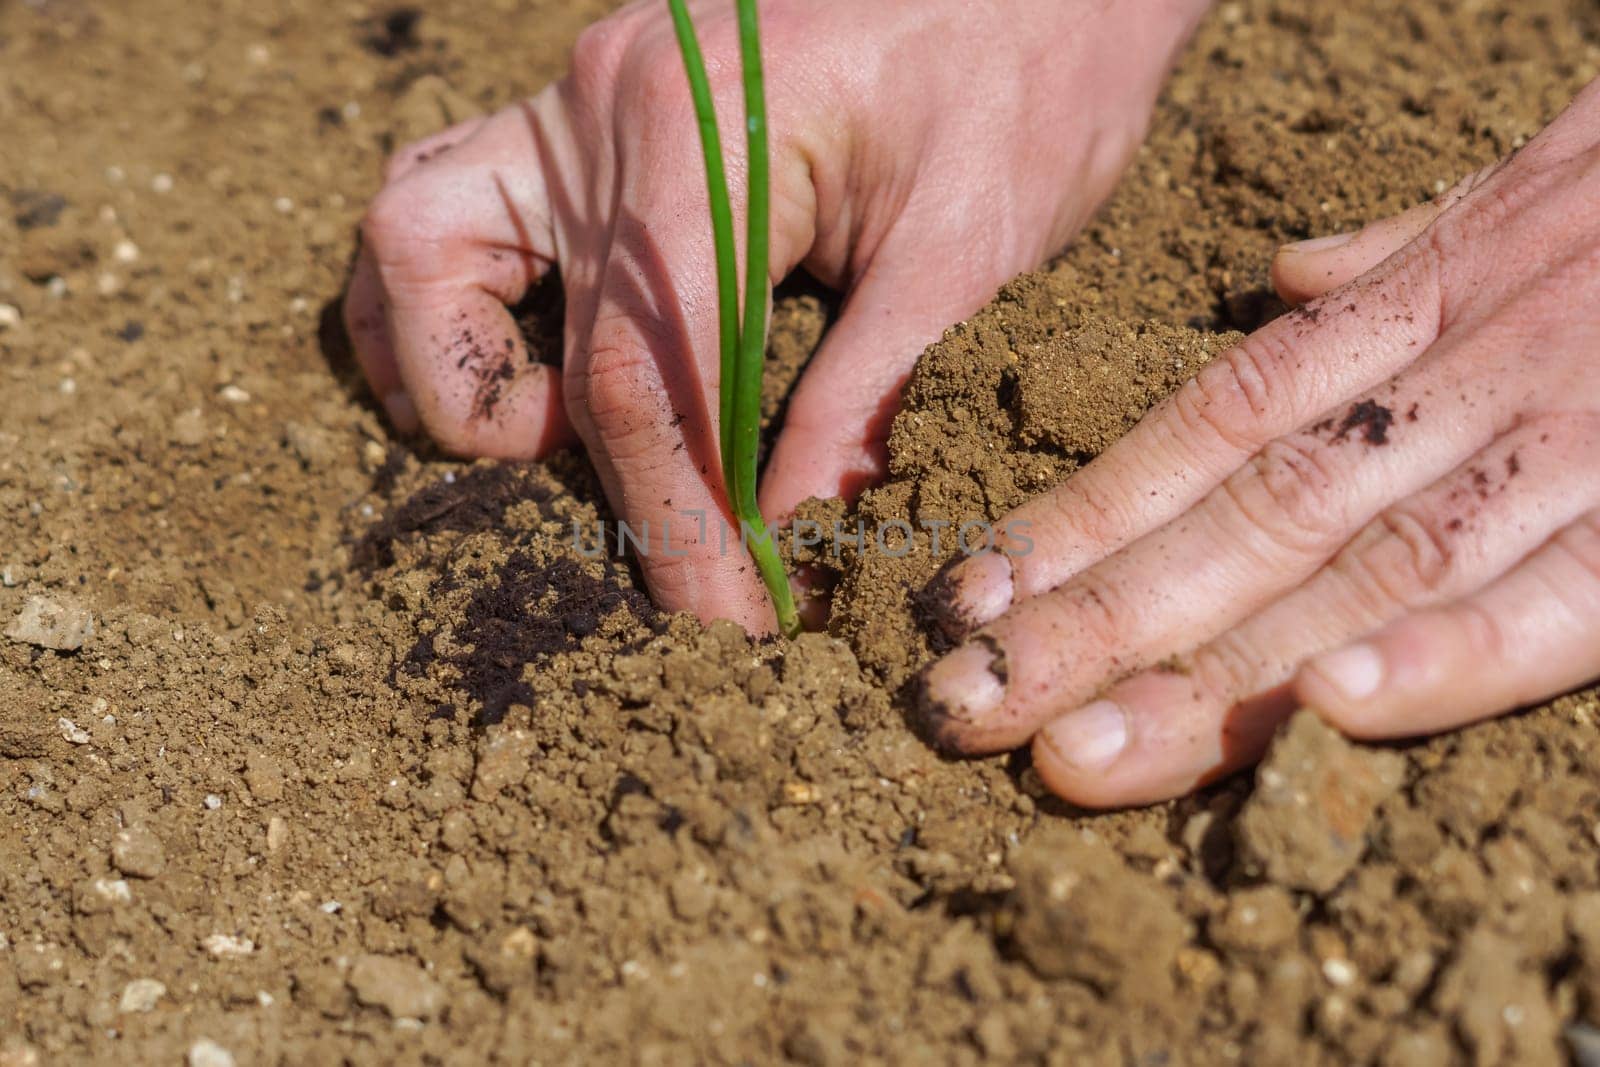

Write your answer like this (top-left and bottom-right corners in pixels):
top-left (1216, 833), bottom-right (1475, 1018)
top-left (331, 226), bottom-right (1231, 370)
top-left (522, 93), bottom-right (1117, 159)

top-left (1334, 399), bottom-right (1396, 445)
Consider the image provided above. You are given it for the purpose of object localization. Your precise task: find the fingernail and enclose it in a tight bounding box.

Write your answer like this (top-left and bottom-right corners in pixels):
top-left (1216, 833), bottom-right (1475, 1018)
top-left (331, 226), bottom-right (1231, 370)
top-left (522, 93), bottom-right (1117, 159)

top-left (384, 390), bottom-right (418, 432)
top-left (954, 552), bottom-right (1015, 630)
top-left (1308, 643), bottom-right (1384, 702)
top-left (1040, 700), bottom-right (1128, 771)
top-left (1282, 231), bottom-right (1357, 254)
top-left (922, 552), bottom-right (1014, 642)
top-left (913, 637), bottom-right (1008, 745)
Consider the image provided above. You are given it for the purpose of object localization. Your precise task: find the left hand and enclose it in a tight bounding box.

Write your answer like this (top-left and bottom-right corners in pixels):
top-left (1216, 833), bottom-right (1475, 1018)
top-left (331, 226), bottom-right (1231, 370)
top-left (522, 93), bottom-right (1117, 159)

top-left (916, 78), bottom-right (1600, 808)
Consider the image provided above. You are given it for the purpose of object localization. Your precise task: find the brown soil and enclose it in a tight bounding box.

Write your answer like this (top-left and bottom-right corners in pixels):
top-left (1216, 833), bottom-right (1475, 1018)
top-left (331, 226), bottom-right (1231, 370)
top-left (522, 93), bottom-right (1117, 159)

top-left (3, 1), bottom-right (1600, 1065)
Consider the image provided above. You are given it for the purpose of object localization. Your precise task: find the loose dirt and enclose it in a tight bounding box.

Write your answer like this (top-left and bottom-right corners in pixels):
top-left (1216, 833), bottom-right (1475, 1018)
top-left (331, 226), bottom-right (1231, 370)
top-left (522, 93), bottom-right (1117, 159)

top-left (3, 1), bottom-right (1600, 1064)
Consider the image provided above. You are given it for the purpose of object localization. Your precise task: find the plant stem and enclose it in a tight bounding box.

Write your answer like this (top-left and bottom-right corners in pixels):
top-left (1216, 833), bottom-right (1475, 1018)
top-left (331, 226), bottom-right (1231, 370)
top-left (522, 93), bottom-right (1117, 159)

top-left (729, 0), bottom-right (799, 637)
top-left (666, 0), bottom-right (739, 480)
top-left (668, 0), bottom-right (799, 637)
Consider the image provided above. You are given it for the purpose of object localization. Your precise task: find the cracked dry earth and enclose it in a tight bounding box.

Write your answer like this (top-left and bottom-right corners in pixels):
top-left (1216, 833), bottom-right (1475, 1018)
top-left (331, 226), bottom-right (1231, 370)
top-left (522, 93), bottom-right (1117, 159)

top-left (4, 0), bottom-right (1600, 1065)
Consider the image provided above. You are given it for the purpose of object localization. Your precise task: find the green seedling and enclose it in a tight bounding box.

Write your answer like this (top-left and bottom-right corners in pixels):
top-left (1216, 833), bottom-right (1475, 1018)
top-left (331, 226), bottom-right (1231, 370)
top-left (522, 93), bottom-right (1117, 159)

top-left (668, 0), bottom-right (800, 637)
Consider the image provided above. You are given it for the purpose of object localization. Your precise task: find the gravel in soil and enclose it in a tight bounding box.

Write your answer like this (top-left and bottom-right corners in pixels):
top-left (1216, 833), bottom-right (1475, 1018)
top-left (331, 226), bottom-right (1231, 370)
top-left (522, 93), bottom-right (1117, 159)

top-left (3, 1), bottom-right (1600, 1064)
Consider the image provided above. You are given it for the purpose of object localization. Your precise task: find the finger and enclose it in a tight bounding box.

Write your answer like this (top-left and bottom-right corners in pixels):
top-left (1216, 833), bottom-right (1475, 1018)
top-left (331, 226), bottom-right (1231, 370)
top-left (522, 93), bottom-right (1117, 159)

top-left (343, 244), bottom-right (416, 431)
top-left (563, 152), bottom-right (816, 633)
top-left (759, 235), bottom-right (1008, 519)
top-left (384, 117), bottom-right (489, 185)
top-left (1299, 510), bottom-right (1600, 740)
top-left (362, 97), bottom-right (575, 459)
top-left (918, 326), bottom-right (1511, 756)
top-left (925, 244), bottom-right (1445, 639)
top-left (1271, 165), bottom-right (1492, 305)
top-left (1028, 418), bottom-right (1600, 807)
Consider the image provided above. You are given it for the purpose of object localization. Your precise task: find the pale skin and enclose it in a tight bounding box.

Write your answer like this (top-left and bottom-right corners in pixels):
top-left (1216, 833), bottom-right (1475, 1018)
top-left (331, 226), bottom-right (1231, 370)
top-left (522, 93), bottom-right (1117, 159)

top-left (349, 0), bottom-right (1600, 808)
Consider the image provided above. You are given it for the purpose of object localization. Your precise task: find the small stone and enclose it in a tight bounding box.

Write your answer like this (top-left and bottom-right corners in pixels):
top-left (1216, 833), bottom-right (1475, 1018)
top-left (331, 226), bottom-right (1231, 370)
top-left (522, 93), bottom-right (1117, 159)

top-left (1209, 885), bottom-right (1299, 959)
top-left (112, 240), bottom-right (139, 263)
top-left (0, 304), bottom-right (20, 329)
top-left (202, 934), bottom-right (255, 959)
top-left (1006, 827), bottom-right (1188, 998)
top-left (203, 793), bottom-right (223, 811)
top-left (171, 408), bottom-right (207, 447)
top-left (117, 978), bottom-right (166, 1014)
top-left (57, 718), bottom-right (90, 745)
top-left (470, 728), bottom-right (537, 800)
top-left (1236, 711), bottom-right (1405, 893)
top-left (187, 1039), bottom-right (235, 1067)
top-left (348, 954), bottom-right (444, 1019)
top-left (218, 384), bottom-right (251, 403)
top-left (1322, 957), bottom-right (1358, 987)
top-left (6, 595), bottom-right (96, 651)
top-left (112, 825), bottom-right (166, 878)
top-left (265, 816), bottom-right (288, 852)
top-left (668, 872), bottom-right (714, 922)
top-left (151, 173), bottom-right (174, 194)
top-left (88, 877), bottom-right (132, 906)
top-left (243, 752), bottom-right (284, 802)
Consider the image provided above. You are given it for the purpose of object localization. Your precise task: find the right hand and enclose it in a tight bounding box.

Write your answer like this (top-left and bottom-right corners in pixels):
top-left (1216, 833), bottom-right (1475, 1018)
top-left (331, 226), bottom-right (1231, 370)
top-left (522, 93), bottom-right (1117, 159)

top-left (345, 0), bottom-right (1209, 631)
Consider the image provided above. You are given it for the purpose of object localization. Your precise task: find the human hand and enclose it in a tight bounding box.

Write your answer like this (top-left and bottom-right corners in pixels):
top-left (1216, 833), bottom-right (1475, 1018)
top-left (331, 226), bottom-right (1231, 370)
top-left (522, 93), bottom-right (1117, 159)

top-left (918, 79), bottom-right (1600, 807)
top-left (344, 0), bottom-right (1209, 631)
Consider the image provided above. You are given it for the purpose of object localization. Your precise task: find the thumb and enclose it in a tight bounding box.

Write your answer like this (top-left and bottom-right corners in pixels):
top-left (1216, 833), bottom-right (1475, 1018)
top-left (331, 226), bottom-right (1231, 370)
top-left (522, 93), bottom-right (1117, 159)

top-left (1271, 164), bottom-right (1497, 304)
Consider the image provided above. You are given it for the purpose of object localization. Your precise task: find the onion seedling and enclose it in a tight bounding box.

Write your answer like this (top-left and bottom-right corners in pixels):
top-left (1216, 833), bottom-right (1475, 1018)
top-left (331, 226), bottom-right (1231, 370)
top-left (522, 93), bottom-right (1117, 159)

top-left (667, 0), bottom-right (800, 637)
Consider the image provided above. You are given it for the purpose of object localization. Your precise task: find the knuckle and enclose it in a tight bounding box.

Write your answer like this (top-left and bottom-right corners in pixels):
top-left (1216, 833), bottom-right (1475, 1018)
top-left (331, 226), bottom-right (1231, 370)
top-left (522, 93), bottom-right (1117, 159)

top-left (1457, 599), bottom-right (1510, 665)
top-left (1053, 571), bottom-right (1132, 661)
top-left (1559, 510), bottom-right (1600, 585)
top-left (1220, 434), bottom-right (1345, 557)
top-left (569, 18), bottom-right (631, 89)
top-left (1339, 505), bottom-right (1460, 606)
top-left (1039, 478), bottom-right (1135, 558)
top-left (1176, 335), bottom-right (1291, 453)
top-left (361, 183), bottom-right (442, 259)
top-left (575, 338), bottom-right (661, 457)
top-left (1190, 637), bottom-right (1269, 707)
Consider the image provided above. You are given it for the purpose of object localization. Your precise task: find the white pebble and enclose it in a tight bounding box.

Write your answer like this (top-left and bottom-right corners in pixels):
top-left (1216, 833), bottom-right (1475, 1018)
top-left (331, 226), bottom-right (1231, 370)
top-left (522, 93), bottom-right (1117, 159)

top-left (188, 1039), bottom-right (236, 1067)
top-left (90, 877), bottom-right (132, 905)
top-left (151, 173), bottom-right (174, 194)
top-left (218, 385), bottom-right (251, 404)
top-left (59, 378), bottom-right (77, 396)
top-left (202, 934), bottom-right (255, 959)
top-left (1322, 957), bottom-right (1357, 987)
top-left (58, 718), bottom-right (90, 744)
top-left (0, 304), bottom-right (20, 329)
top-left (247, 43), bottom-right (271, 65)
top-left (273, 197), bottom-right (294, 215)
top-left (341, 101), bottom-right (362, 122)
top-left (46, 277), bottom-right (68, 298)
top-left (118, 978), bottom-right (166, 1014)
top-left (113, 240), bottom-right (140, 264)
top-left (319, 900), bottom-right (342, 914)
top-left (203, 794), bottom-right (222, 810)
